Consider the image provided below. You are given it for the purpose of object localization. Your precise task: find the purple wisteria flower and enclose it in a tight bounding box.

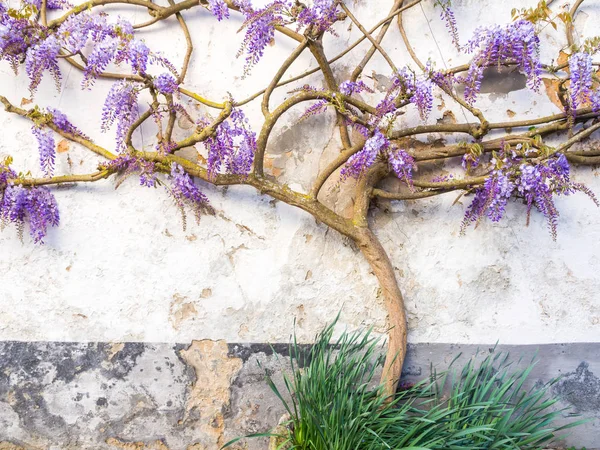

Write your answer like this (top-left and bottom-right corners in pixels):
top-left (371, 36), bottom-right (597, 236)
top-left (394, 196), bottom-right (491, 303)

top-left (0, 158), bottom-right (17, 188)
top-left (341, 130), bottom-right (389, 180)
top-left (204, 107), bottom-right (256, 177)
top-left (592, 89), bottom-right (600, 113)
top-left (25, 35), bottom-right (62, 94)
top-left (388, 146), bottom-right (415, 189)
top-left (296, 0), bottom-right (339, 34)
top-left (47, 107), bottom-right (89, 139)
top-left (101, 81), bottom-right (139, 151)
top-left (462, 151), bottom-right (598, 239)
top-left (154, 73), bottom-right (179, 95)
top-left (0, 184), bottom-right (60, 243)
top-left (368, 68), bottom-right (435, 127)
top-left (103, 154), bottom-right (157, 187)
top-left (236, 1), bottom-right (288, 76)
top-left (0, 7), bottom-right (177, 92)
top-left (412, 78), bottom-right (434, 120)
top-left (436, 0), bottom-right (459, 49)
top-left (31, 126), bottom-right (55, 177)
top-left (569, 52), bottom-right (592, 112)
top-left (461, 170), bottom-right (515, 229)
top-left (168, 163), bottom-right (212, 227)
top-left (462, 20), bottom-right (541, 104)
top-left (339, 80), bottom-right (374, 96)
top-left (208, 0), bottom-right (229, 21)
top-left (170, 163), bottom-right (210, 206)
top-left (0, 6), bottom-right (44, 72)
top-left (461, 153), bottom-right (480, 171)
top-left (23, 0), bottom-right (72, 10)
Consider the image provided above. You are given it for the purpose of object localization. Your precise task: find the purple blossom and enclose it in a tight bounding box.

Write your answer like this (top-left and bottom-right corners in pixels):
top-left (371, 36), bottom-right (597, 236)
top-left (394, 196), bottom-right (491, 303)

top-left (204, 107), bottom-right (256, 177)
top-left (339, 80), bottom-right (374, 96)
top-left (461, 170), bottom-right (515, 231)
top-left (299, 100), bottom-right (328, 121)
top-left (23, 0), bottom-right (72, 10)
top-left (237, 1), bottom-right (288, 76)
top-left (341, 130), bottom-right (389, 180)
top-left (83, 37), bottom-right (118, 87)
top-left (104, 154), bottom-right (156, 187)
top-left (462, 20), bottom-right (541, 104)
top-left (462, 152), bottom-right (598, 239)
top-left (208, 0), bottom-right (229, 21)
top-left (25, 35), bottom-right (61, 93)
top-left (296, 0), bottom-right (339, 34)
top-left (154, 73), bottom-right (179, 95)
top-left (170, 163), bottom-right (210, 208)
top-left (437, 0), bottom-right (459, 49)
top-left (0, 185), bottom-right (60, 243)
top-left (388, 147), bottom-right (414, 189)
top-left (47, 107), bottom-right (89, 139)
top-left (169, 162), bottom-right (212, 228)
top-left (0, 159), bottom-right (17, 188)
top-left (412, 78), bottom-right (433, 120)
top-left (32, 126), bottom-right (56, 177)
top-left (461, 153), bottom-right (480, 171)
top-left (127, 39), bottom-right (150, 74)
top-left (101, 81), bottom-right (139, 151)
top-left (569, 52), bottom-right (593, 112)
top-left (591, 89), bottom-right (600, 113)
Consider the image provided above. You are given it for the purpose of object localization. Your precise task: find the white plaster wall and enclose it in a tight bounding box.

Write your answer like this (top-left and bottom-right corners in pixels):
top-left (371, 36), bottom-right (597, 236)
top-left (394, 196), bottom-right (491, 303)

top-left (0, 0), bottom-right (599, 345)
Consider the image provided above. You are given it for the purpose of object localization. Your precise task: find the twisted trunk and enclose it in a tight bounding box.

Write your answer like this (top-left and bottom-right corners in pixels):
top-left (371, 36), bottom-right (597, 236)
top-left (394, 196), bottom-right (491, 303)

top-left (354, 226), bottom-right (407, 399)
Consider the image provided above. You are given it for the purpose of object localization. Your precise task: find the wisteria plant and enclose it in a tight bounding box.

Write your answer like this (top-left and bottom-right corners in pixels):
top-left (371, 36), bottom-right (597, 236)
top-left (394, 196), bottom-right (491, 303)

top-left (1, 0), bottom-right (599, 399)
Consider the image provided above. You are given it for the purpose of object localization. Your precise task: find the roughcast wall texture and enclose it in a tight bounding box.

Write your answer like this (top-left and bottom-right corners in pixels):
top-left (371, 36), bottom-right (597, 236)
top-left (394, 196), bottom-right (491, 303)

top-left (0, 0), bottom-right (599, 447)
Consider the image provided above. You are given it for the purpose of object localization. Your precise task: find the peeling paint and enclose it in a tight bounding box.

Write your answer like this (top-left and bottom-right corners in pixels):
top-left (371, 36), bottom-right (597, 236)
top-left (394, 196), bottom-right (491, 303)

top-left (179, 340), bottom-right (243, 448)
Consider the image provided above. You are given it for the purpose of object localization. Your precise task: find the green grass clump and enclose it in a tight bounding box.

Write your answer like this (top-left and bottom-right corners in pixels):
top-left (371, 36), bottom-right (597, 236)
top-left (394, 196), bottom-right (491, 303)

top-left (226, 320), bottom-right (583, 450)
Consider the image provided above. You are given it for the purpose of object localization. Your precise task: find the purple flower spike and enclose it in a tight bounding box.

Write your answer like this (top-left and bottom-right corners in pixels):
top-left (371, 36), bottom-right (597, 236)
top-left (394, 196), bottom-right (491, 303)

top-left (437, 0), bottom-right (460, 49)
top-left (569, 52), bottom-right (593, 112)
top-left (32, 126), bottom-right (56, 177)
top-left (208, 0), bottom-right (229, 21)
top-left (154, 73), bottom-right (179, 95)
top-left (101, 81), bottom-right (139, 151)
top-left (47, 108), bottom-right (89, 139)
top-left (0, 185), bottom-right (60, 243)
top-left (204, 107), bottom-right (256, 177)
top-left (341, 130), bottom-right (389, 180)
top-left (388, 147), bottom-right (415, 189)
top-left (462, 20), bottom-right (541, 104)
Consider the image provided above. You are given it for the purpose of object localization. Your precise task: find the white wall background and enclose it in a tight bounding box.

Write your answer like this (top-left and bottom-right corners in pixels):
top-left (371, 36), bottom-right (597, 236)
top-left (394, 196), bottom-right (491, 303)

top-left (0, 0), bottom-right (599, 345)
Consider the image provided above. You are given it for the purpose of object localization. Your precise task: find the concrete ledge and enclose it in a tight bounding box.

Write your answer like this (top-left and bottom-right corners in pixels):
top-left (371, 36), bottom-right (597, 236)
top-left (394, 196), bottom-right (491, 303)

top-left (0, 341), bottom-right (597, 449)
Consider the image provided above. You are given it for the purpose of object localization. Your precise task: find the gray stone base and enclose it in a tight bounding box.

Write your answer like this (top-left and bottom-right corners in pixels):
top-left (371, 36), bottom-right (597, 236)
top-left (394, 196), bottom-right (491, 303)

top-left (0, 341), bottom-right (598, 449)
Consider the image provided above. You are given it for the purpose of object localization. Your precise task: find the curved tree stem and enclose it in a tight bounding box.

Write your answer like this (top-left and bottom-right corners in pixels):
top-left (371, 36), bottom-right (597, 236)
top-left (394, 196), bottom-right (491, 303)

top-left (355, 226), bottom-right (407, 399)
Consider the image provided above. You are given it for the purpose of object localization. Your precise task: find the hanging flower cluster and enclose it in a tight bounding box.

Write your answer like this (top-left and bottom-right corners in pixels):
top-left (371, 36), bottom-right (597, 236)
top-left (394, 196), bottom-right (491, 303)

top-left (204, 107), bottom-right (257, 177)
top-left (153, 73), bottom-right (179, 95)
top-left (169, 162), bottom-right (211, 223)
top-left (234, 0), bottom-right (339, 75)
top-left (101, 81), bottom-right (140, 151)
top-left (374, 68), bottom-right (435, 124)
top-left (207, 0), bottom-right (229, 21)
top-left (461, 148), bottom-right (598, 239)
top-left (462, 20), bottom-right (541, 104)
top-left (436, 0), bottom-right (460, 50)
top-left (340, 130), bottom-right (414, 188)
top-left (102, 154), bottom-right (157, 188)
top-left (568, 51), bottom-right (600, 114)
top-left (1, 159), bottom-right (60, 243)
